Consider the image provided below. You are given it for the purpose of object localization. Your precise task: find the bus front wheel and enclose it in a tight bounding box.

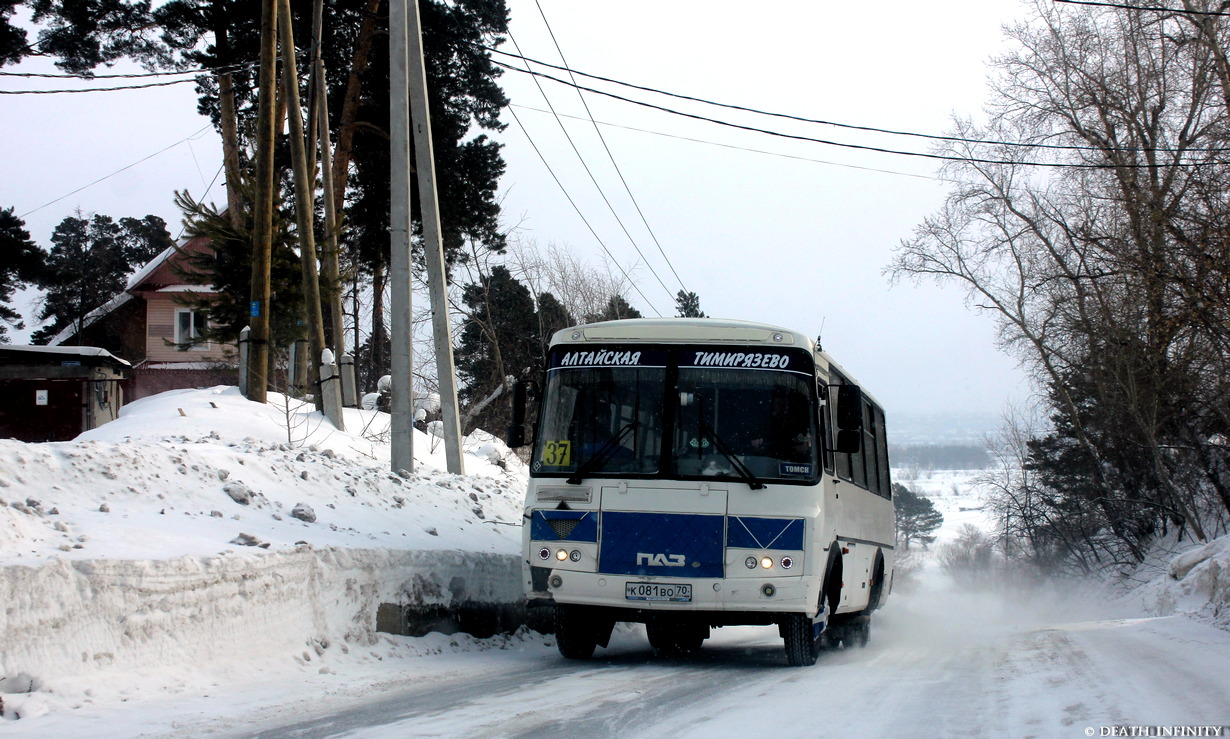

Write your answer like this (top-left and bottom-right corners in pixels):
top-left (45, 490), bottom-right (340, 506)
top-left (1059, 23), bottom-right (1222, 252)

top-left (782, 613), bottom-right (824, 666)
top-left (554, 605), bottom-right (597, 659)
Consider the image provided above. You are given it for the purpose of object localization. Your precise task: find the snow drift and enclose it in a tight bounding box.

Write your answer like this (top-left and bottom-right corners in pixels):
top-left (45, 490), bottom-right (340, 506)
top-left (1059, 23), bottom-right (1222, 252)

top-left (1140, 534), bottom-right (1230, 629)
top-left (0, 387), bottom-right (527, 716)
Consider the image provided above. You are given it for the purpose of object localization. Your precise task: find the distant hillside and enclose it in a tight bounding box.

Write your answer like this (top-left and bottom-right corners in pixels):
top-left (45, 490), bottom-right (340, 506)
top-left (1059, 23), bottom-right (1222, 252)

top-left (889, 443), bottom-right (993, 471)
top-left (889, 411), bottom-right (999, 445)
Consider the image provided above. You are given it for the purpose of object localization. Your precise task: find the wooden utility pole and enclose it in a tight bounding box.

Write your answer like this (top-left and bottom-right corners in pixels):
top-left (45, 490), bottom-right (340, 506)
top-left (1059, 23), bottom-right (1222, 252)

top-left (400, 0), bottom-right (465, 474)
top-left (312, 0), bottom-right (346, 358)
top-left (247, 0), bottom-right (278, 404)
top-left (389, 0), bottom-right (415, 473)
top-left (277, 0), bottom-right (341, 427)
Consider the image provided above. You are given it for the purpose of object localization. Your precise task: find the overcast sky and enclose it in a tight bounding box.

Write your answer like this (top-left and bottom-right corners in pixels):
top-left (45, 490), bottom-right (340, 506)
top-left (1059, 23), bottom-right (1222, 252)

top-left (1, 0), bottom-right (1032, 417)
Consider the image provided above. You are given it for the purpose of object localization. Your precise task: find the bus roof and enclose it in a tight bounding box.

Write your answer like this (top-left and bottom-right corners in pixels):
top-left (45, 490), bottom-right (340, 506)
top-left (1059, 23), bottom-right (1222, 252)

top-left (549, 318), bottom-right (883, 410)
top-left (550, 318), bottom-right (816, 350)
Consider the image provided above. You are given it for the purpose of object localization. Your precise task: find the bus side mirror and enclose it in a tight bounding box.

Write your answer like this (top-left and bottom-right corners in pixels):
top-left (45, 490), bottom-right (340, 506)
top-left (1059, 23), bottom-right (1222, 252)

top-left (837, 384), bottom-right (863, 431)
top-left (507, 380), bottom-right (528, 448)
top-left (506, 380), bottom-right (536, 449)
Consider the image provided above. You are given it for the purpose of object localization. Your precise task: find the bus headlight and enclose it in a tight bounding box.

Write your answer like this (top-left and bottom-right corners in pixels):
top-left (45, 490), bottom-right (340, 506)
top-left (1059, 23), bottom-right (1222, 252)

top-left (780, 556), bottom-right (795, 570)
top-left (555, 549), bottom-right (569, 562)
top-left (745, 556), bottom-right (757, 570)
top-left (760, 556), bottom-right (774, 570)
top-left (569, 549), bottom-right (582, 562)
top-left (538, 547), bottom-right (551, 560)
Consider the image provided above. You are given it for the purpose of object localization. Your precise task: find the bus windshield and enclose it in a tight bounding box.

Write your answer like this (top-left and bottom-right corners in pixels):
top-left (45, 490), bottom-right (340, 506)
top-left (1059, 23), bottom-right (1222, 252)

top-left (673, 365), bottom-right (816, 481)
top-left (531, 345), bottom-right (818, 484)
top-left (533, 360), bottom-right (666, 478)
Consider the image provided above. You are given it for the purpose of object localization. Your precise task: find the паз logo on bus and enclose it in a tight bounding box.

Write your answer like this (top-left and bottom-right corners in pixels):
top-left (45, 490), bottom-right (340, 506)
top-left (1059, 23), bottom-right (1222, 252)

top-left (637, 552), bottom-right (686, 567)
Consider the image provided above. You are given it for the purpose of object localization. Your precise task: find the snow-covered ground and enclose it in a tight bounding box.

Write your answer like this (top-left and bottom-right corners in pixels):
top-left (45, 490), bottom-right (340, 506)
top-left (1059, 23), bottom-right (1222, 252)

top-left (2, 387), bottom-right (1228, 735)
top-left (0, 387), bottom-right (528, 725)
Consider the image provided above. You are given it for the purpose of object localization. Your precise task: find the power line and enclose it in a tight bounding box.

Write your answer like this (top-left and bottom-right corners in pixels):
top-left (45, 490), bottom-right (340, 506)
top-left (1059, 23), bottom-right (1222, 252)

top-left (0, 77), bottom-right (196, 94)
top-left (531, 0), bottom-right (690, 297)
top-left (1053, 0), bottom-right (1230, 15)
top-left (487, 45), bottom-right (1229, 157)
top-left (18, 125), bottom-right (216, 219)
top-left (505, 103), bottom-right (662, 316)
top-left (506, 29), bottom-right (677, 305)
top-left (511, 104), bottom-right (945, 182)
top-left (0, 60), bottom-right (250, 79)
top-left (0, 44), bottom-right (315, 96)
top-left (494, 60), bottom-right (1226, 170)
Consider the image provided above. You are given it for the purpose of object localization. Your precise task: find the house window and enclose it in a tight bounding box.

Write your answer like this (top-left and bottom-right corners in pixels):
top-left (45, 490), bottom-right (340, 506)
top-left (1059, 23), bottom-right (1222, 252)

top-left (175, 308), bottom-right (209, 351)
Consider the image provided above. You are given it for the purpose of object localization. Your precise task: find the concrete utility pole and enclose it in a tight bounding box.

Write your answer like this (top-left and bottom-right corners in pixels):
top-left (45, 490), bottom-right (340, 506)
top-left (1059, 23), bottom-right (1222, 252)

top-left (405, 0), bottom-right (465, 475)
top-left (389, 0), bottom-right (414, 473)
top-left (247, 0), bottom-right (278, 404)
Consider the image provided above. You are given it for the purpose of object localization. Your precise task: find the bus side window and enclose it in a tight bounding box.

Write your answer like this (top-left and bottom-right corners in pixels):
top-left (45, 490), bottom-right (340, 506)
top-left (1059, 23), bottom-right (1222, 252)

top-left (862, 400), bottom-right (878, 494)
top-left (875, 405), bottom-right (891, 497)
top-left (832, 375), bottom-right (854, 482)
top-left (818, 383), bottom-right (834, 474)
top-left (850, 402), bottom-right (867, 489)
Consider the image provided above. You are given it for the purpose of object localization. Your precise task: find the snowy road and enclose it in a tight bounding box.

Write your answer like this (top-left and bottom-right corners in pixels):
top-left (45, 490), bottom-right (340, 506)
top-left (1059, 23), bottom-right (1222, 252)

top-left (258, 615), bottom-right (1230, 739)
top-left (29, 582), bottom-right (1225, 739)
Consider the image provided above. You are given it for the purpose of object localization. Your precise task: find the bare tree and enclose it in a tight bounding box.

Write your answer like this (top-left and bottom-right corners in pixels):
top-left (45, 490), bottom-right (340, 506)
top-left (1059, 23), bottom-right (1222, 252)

top-left (891, 0), bottom-right (1230, 565)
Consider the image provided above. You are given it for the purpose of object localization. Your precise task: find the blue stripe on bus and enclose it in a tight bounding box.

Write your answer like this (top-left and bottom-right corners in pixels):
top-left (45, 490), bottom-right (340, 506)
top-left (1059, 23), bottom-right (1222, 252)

top-left (725, 516), bottom-right (805, 551)
top-left (598, 511), bottom-right (725, 578)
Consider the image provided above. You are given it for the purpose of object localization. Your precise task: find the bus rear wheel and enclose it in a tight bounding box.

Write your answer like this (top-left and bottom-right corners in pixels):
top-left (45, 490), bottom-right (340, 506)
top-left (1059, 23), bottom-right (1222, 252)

top-left (554, 605), bottom-right (597, 660)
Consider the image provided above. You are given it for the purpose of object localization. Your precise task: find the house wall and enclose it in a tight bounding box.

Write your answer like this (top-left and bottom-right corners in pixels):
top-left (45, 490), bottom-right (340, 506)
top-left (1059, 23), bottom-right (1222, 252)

top-left (75, 298), bottom-right (146, 360)
top-left (125, 366), bottom-right (238, 401)
top-left (144, 293), bottom-right (232, 364)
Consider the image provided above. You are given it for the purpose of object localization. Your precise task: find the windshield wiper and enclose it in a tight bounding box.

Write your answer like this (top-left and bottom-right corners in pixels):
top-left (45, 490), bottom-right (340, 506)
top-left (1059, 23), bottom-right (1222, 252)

top-left (566, 421), bottom-right (639, 485)
top-left (698, 422), bottom-right (766, 490)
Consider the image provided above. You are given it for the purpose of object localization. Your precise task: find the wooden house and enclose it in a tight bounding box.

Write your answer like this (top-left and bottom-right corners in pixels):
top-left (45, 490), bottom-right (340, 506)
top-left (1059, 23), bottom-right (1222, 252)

top-left (47, 234), bottom-right (236, 400)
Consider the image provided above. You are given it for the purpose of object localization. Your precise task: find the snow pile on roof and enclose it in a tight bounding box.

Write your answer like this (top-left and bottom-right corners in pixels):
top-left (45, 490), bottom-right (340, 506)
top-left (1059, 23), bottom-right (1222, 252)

top-left (1140, 535), bottom-right (1230, 629)
top-left (0, 386), bottom-right (530, 719)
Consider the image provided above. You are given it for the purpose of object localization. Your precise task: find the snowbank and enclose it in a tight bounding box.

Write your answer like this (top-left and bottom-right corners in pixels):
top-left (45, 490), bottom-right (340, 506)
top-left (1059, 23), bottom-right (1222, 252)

top-left (1139, 535), bottom-right (1230, 629)
top-left (0, 387), bottom-right (529, 717)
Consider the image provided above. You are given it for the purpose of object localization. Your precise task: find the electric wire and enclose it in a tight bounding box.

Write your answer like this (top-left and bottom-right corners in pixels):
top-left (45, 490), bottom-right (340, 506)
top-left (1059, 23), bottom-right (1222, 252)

top-left (511, 103), bottom-right (944, 182)
top-left (1053, 0), bottom-right (1230, 15)
top-left (487, 45), bottom-right (1228, 157)
top-left (494, 59), bottom-right (1225, 169)
top-left (506, 29), bottom-right (677, 305)
top-left (18, 124), bottom-right (215, 219)
top-left (0, 43), bottom-right (315, 95)
top-left (531, 0), bottom-right (690, 296)
top-left (0, 77), bottom-right (196, 94)
top-left (0, 60), bottom-right (252, 79)
top-left (505, 103), bottom-right (662, 316)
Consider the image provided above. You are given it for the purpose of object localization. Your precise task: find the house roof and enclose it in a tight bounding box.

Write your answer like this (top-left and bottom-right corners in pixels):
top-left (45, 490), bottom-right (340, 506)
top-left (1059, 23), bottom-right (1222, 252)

top-left (0, 344), bottom-right (132, 368)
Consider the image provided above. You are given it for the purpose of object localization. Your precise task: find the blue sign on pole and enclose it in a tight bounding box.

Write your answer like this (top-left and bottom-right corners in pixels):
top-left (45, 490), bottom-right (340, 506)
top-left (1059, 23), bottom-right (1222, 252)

top-left (250, 301), bottom-right (261, 317)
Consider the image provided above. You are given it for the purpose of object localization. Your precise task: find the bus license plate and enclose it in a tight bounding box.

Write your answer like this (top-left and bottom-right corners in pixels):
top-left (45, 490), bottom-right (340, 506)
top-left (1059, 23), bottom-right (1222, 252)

top-left (625, 582), bottom-right (692, 602)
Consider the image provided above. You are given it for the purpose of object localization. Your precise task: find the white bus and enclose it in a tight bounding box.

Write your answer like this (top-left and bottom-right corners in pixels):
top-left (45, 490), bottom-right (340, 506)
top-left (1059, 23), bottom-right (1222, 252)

top-left (508, 318), bottom-right (895, 666)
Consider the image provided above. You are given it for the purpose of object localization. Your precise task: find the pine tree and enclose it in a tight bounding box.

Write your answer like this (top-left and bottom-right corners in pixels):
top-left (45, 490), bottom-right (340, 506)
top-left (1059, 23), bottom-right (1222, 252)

top-left (894, 483), bottom-right (944, 550)
top-left (455, 266), bottom-right (540, 434)
top-left (534, 291), bottom-right (573, 362)
top-left (173, 191), bottom-right (304, 351)
top-left (675, 290), bottom-right (705, 318)
top-left (0, 208), bottom-right (46, 341)
top-left (32, 212), bottom-right (172, 345)
top-left (589, 294), bottom-right (642, 322)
